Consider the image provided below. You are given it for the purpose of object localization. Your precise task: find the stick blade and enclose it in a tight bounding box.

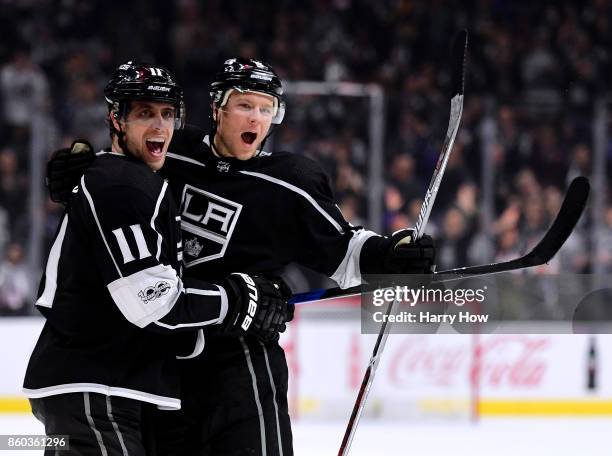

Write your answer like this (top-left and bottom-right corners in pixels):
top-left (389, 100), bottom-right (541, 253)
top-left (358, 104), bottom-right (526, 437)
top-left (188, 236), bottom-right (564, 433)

top-left (526, 176), bottom-right (590, 265)
top-left (435, 176), bottom-right (590, 278)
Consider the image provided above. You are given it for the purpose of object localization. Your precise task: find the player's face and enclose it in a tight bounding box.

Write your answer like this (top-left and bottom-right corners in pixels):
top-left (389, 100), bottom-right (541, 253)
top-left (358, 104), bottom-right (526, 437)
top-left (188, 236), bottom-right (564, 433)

top-left (213, 92), bottom-right (274, 160)
top-left (115, 101), bottom-right (176, 171)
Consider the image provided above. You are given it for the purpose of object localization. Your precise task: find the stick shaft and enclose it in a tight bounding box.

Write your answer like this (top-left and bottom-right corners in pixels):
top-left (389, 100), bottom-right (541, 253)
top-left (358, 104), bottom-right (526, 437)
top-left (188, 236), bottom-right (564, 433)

top-left (414, 92), bottom-right (463, 238)
top-left (337, 30), bottom-right (468, 456)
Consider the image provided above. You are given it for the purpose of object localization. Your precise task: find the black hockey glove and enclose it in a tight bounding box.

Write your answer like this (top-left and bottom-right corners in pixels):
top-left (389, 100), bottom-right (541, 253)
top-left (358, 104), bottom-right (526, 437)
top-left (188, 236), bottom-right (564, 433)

top-left (46, 140), bottom-right (95, 204)
top-left (360, 229), bottom-right (436, 275)
top-left (222, 273), bottom-right (292, 343)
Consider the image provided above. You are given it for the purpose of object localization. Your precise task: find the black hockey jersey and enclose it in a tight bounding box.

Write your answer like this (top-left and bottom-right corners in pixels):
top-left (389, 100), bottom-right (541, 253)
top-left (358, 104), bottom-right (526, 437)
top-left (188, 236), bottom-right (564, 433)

top-left (162, 128), bottom-right (377, 288)
top-left (24, 152), bottom-right (230, 409)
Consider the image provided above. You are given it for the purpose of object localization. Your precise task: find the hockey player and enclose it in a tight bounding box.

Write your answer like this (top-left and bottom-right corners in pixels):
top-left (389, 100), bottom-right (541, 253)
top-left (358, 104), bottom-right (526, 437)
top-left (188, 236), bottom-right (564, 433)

top-left (46, 58), bottom-right (436, 455)
top-left (24, 61), bottom-right (290, 456)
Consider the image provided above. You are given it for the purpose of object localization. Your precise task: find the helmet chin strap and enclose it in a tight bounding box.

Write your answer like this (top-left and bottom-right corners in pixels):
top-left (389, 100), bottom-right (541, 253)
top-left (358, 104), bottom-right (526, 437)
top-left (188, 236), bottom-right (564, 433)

top-left (256, 124), bottom-right (277, 156)
top-left (111, 112), bottom-right (136, 158)
top-left (210, 106), bottom-right (223, 158)
top-left (210, 139), bottom-right (223, 158)
top-left (117, 129), bottom-right (132, 157)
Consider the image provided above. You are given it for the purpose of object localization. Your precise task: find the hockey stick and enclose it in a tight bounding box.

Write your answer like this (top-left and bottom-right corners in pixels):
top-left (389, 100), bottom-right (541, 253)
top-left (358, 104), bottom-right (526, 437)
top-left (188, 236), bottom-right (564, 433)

top-left (291, 175), bottom-right (590, 305)
top-left (337, 30), bottom-right (468, 456)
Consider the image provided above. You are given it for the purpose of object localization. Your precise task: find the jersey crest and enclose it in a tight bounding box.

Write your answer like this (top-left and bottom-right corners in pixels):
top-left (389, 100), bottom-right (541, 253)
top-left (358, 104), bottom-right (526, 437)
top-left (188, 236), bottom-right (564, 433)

top-left (184, 237), bottom-right (204, 258)
top-left (179, 184), bottom-right (242, 267)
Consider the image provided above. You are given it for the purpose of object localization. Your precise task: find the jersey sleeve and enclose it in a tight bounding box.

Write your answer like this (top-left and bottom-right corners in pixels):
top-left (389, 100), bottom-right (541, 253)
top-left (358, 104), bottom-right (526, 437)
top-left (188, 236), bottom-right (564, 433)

top-left (287, 156), bottom-right (377, 289)
top-left (80, 175), bottom-right (228, 333)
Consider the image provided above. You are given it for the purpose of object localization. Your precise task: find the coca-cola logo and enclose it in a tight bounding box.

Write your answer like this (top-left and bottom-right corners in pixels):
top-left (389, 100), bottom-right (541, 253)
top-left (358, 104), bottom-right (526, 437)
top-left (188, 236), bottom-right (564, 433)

top-left (388, 336), bottom-right (467, 386)
top-left (477, 336), bottom-right (549, 387)
top-left (388, 335), bottom-right (549, 388)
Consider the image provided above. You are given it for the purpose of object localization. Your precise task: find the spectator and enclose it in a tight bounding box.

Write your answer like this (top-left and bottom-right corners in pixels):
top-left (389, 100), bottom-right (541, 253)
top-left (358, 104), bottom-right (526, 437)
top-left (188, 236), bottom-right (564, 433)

top-left (0, 46), bottom-right (49, 148)
top-left (0, 0), bottom-right (610, 319)
top-left (0, 242), bottom-right (30, 316)
top-left (0, 147), bottom-right (28, 241)
top-left (437, 206), bottom-right (470, 270)
top-left (455, 182), bottom-right (479, 232)
top-left (566, 143), bottom-right (592, 184)
top-left (384, 184), bottom-right (406, 232)
top-left (338, 193), bottom-right (366, 227)
top-left (595, 205), bottom-right (612, 273)
top-left (65, 78), bottom-right (108, 150)
top-left (388, 153), bottom-right (422, 206)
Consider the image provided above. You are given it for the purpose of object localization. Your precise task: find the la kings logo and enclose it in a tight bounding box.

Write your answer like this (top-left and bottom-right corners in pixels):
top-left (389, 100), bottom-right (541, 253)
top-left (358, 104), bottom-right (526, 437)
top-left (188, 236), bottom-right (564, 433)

top-left (179, 184), bottom-right (242, 267)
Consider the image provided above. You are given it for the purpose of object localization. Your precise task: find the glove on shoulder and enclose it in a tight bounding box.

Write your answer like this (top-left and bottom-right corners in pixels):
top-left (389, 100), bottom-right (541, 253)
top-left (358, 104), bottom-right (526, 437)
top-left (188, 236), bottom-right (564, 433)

top-left (46, 140), bottom-right (95, 204)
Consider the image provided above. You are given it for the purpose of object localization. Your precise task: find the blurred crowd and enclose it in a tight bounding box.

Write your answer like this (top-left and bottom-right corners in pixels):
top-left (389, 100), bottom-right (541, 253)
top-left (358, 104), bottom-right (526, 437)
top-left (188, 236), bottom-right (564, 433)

top-left (0, 0), bottom-right (611, 315)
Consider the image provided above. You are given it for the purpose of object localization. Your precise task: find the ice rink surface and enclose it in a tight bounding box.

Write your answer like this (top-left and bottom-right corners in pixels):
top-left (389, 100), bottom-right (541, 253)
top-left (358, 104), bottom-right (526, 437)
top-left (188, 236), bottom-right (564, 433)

top-left (1, 414), bottom-right (609, 455)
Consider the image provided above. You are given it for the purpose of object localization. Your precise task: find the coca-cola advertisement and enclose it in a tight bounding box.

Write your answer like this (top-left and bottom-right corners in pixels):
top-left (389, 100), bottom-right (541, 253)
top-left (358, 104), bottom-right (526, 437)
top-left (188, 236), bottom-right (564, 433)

top-left (281, 312), bottom-right (612, 419)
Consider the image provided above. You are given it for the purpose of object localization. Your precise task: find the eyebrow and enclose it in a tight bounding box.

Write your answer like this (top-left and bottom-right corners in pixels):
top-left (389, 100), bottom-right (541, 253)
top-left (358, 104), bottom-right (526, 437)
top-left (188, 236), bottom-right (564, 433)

top-left (233, 96), bottom-right (273, 107)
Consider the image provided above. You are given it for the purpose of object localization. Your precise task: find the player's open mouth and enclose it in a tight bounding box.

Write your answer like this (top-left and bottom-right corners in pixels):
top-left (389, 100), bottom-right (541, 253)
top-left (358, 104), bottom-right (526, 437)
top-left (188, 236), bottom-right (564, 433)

top-left (146, 139), bottom-right (165, 156)
top-left (241, 132), bottom-right (257, 145)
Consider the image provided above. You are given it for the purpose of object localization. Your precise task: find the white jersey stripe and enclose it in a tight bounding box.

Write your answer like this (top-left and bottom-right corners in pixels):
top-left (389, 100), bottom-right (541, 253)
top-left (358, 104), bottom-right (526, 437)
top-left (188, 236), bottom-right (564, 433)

top-left (218, 285), bottom-right (228, 324)
top-left (154, 286), bottom-right (226, 328)
top-left (240, 337), bottom-right (267, 456)
top-left (36, 215), bottom-right (69, 308)
top-left (176, 329), bottom-right (206, 360)
top-left (181, 220), bottom-right (226, 244)
top-left (166, 152), bottom-right (206, 168)
top-left (84, 393), bottom-right (108, 456)
top-left (239, 170), bottom-right (344, 233)
top-left (184, 288), bottom-right (221, 296)
top-left (82, 176), bottom-right (123, 277)
top-left (330, 229), bottom-right (377, 289)
top-left (153, 317), bottom-right (220, 329)
top-left (106, 396), bottom-right (129, 456)
top-left (96, 150), bottom-right (124, 157)
top-left (151, 181), bottom-right (168, 260)
top-left (260, 341), bottom-right (284, 456)
top-left (24, 384), bottom-right (181, 409)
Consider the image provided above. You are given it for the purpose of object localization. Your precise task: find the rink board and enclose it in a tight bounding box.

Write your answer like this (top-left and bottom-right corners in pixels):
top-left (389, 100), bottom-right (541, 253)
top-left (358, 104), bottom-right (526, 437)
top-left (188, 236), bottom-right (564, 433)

top-left (2, 317), bottom-right (612, 418)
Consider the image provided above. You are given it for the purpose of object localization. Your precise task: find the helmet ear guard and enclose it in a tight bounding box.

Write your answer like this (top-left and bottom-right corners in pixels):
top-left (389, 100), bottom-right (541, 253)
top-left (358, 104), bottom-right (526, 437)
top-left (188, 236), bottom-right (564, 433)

top-left (273, 98), bottom-right (286, 125)
top-left (175, 100), bottom-right (186, 130)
